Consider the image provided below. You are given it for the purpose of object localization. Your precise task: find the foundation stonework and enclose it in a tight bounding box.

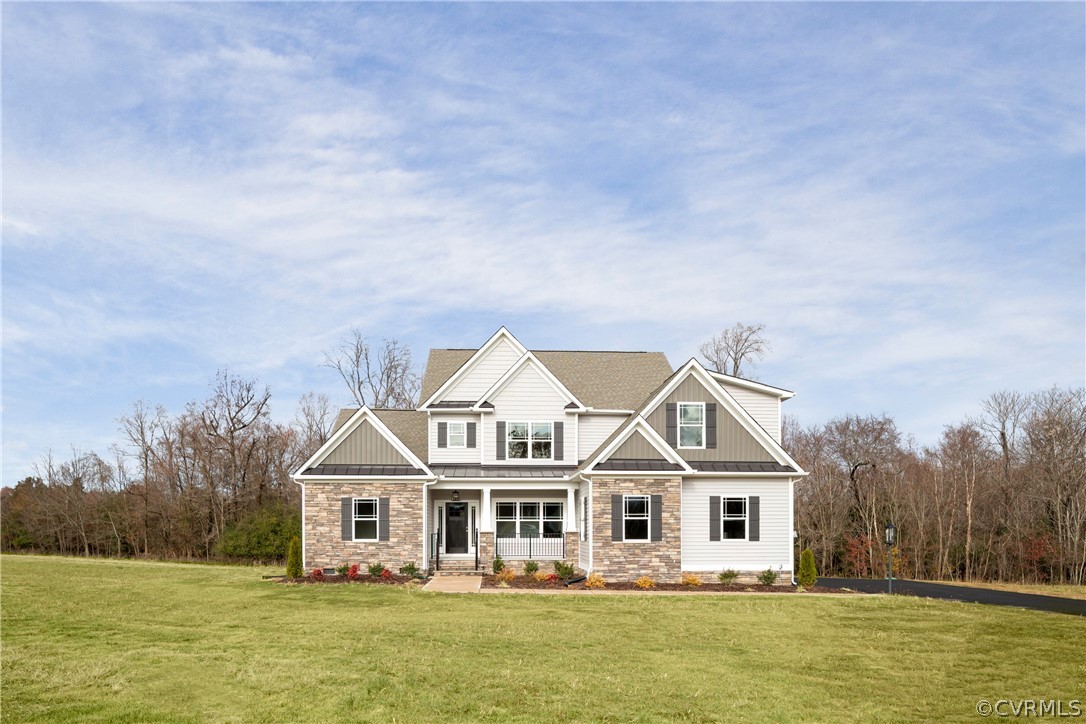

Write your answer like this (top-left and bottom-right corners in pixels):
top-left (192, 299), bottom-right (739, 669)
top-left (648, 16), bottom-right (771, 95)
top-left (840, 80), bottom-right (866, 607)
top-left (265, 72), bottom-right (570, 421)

top-left (303, 481), bottom-right (423, 570)
top-left (591, 477), bottom-right (683, 582)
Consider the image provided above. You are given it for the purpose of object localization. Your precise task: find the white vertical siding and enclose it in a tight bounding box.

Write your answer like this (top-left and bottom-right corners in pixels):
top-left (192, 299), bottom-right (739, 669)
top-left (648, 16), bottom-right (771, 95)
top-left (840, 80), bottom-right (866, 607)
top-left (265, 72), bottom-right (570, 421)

top-left (428, 414), bottom-right (483, 464)
top-left (483, 364), bottom-right (573, 465)
top-left (577, 415), bottom-right (624, 461)
top-left (722, 384), bottom-right (781, 442)
top-left (680, 478), bottom-right (793, 573)
top-left (443, 338), bottom-right (521, 401)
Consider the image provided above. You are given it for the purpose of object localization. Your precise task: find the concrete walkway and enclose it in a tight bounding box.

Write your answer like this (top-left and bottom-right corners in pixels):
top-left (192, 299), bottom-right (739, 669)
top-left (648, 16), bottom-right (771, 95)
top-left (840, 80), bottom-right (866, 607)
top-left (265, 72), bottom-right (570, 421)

top-left (422, 575), bottom-right (482, 593)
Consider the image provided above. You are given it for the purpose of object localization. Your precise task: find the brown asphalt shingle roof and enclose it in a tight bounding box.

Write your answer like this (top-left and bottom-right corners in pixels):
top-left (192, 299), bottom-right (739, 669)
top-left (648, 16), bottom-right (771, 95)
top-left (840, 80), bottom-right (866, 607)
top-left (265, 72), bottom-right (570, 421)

top-left (419, 348), bottom-right (673, 410)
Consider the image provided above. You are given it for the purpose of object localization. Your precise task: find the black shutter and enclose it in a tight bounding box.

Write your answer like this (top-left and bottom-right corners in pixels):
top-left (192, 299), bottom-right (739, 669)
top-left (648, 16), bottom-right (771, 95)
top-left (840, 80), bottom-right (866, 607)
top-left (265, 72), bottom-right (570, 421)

top-left (709, 495), bottom-right (720, 541)
top-left (650, 494), bottom-right (662, 541)
top-left (341, 498), bottom-right (352, 541)
top-left (749, 496), bottom-right (760, 542)
top-left (378, 497), bottom-right (390, 541)
top-left (554, 421), bottom-right (564, 461)
top-left (466, 422), bottom-right (477, 448)
top-left (437, 422), bottom-right (448, 448)
top-left (496, 421), bottom-right (506, 460)
top-left (706, 403), bottom-right (717, 449)
top-left (665, 403), bottom-right (677, 447)
top-left (611, 495), bottom-right (623, 541)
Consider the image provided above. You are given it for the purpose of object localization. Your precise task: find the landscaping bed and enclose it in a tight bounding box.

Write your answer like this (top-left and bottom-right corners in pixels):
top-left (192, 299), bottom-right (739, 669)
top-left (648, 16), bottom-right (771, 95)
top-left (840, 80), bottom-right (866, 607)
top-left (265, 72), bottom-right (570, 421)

top-left (481, 575), bottom-right (855, 593)
top-left (282, 573), bottom-right (421, 585)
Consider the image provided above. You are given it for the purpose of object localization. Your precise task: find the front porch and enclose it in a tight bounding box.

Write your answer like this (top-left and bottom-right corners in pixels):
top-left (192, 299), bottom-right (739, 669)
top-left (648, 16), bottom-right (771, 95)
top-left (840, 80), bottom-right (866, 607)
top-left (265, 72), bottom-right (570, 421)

top-left (426, 483), bottom-right (581, 573)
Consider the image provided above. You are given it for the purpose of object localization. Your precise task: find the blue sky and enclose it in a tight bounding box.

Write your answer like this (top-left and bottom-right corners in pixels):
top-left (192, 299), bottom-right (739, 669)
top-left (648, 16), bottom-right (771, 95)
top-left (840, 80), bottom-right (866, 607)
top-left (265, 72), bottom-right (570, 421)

top-left (3, 3), bottom-right (1083, 486)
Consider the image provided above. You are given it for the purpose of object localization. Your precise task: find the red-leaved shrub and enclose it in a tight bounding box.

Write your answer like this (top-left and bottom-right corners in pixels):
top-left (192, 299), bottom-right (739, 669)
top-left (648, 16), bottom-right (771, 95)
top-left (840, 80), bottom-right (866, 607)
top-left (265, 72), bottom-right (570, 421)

top-left (380, 568), bottom-right (393, 580)
top-left (546, 573), bottom-right (559, 582)
top-left (312, 568), bottom-right (325, 581)
top-left (348, 563), bottom-right (360, 580)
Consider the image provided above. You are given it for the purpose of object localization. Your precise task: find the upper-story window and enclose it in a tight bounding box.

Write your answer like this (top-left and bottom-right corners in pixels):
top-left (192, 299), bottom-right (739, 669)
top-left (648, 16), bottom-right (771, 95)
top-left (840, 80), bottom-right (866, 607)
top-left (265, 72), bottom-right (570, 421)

top-left (508, 422), bottom-right (553, 460)
top-left (678, 402), bottom-right (705, 448)
top-left (447, 422), bottom-right (466, 448)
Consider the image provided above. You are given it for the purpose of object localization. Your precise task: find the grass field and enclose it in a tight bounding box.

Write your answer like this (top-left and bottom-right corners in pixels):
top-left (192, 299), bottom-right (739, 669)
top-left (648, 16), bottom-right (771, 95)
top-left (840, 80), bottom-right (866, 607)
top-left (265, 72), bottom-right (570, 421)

top-left (920, 579), bottom-right (1086, 600)
top-left (2, 556), bottom-right (1083, 722)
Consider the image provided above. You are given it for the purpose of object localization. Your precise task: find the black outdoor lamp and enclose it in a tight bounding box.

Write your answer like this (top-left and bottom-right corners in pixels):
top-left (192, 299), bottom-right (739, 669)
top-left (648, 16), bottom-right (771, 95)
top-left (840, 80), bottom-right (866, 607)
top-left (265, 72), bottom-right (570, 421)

top-left (451, 490), bottom-right (460, 502)
top-left (884, 522), bottom-right (896, 594)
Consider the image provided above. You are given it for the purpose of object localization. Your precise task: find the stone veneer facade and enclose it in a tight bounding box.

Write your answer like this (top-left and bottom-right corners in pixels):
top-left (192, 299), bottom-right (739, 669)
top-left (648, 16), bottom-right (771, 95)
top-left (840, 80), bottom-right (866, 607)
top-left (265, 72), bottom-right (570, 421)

top-left (468, 531), bottom-right (581, 575)
top-left (591, 477), bottom-right (682, 582)
top-left (303, 481), bottom-right (424, 570)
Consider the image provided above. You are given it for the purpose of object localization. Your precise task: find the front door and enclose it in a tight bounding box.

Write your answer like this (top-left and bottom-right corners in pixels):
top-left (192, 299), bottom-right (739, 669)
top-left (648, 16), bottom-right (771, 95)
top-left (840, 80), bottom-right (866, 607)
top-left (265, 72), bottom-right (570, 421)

top-left (444, 502), bottom-right (469, 554)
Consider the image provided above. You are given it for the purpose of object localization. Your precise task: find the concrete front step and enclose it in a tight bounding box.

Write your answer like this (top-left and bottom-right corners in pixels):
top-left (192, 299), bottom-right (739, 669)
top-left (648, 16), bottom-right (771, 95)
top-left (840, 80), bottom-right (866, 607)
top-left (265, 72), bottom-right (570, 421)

top-left (434, 569), bottom-right (484, 576)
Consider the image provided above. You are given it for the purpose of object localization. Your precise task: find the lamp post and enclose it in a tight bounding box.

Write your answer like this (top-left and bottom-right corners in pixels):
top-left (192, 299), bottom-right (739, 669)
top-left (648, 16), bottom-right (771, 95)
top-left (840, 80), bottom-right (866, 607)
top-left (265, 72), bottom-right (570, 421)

top-left (884, 522), bottom-right (896, 594)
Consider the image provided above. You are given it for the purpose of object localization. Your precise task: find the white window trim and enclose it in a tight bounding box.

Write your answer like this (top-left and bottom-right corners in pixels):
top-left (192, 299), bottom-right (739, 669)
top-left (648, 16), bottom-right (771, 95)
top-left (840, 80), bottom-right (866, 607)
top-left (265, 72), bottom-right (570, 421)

top-left (447, 421), bottom-right (467, 449)
top-left (677, 401), bottom-right (706, 449)
top-left (506, 420), bottom-right (554, 461)
top-left (352, 497), bottom-right (379, 542)
top-left (495, 500), bottom-right (564, 538)
top-left (622, 494), bottom-right (651, 542)
top-left (721, 496), bottom-right (749, 541)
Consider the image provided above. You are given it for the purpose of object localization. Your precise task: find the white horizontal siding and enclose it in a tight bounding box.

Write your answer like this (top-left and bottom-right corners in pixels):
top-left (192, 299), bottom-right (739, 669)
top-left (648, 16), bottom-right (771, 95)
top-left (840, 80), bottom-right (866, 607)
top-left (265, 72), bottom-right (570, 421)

top-left (680, 478), bottom-right (793, 573)
top-left (723, 384), bottom-right (781, 442)
top-left (428, 414), bottom-right (482, 464)
top-left (578, 415), bottom-right (624, 461)
top-left (484, 364), bottom-right (575, 465)
top-left (443, 337), bottom-right (521, 401)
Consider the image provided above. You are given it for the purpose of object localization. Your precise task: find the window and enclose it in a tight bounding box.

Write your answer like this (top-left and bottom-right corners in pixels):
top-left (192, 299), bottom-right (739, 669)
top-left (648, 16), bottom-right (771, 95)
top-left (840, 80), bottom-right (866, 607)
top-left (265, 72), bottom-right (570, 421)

top-left (447, 422), bottom-right (466, 448)
top-left (721, 497), bottom-right (747, 540)
top-left (353, 498), bottom-right (378, 541)
top-left (495, 501), bottom-right (563, 538)
top-left (507, 421), bottom-right (553, 460)
top-left (623, 495), bottom-right (650, 541)
top-left (678, 402), bottom-right (705, 448)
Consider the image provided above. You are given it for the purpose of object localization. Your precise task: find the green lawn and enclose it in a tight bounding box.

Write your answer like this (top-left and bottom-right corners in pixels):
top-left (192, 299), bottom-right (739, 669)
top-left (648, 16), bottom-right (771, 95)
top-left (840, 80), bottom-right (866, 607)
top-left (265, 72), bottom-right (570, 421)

top-left (2, 556), bottom-right (1083, 722)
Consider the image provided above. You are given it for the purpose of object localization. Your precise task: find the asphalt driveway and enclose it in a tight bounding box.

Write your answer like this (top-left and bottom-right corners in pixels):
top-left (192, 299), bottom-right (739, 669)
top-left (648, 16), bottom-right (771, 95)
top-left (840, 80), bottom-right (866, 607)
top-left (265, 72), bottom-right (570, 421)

top-left (818, 578), bottom-right (1085, 616)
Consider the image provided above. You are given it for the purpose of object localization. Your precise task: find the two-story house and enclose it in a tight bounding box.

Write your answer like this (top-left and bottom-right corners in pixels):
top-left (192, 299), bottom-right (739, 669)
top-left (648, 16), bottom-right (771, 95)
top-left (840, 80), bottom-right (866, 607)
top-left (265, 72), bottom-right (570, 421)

top-left (293, 327), bottom-right (805, 583)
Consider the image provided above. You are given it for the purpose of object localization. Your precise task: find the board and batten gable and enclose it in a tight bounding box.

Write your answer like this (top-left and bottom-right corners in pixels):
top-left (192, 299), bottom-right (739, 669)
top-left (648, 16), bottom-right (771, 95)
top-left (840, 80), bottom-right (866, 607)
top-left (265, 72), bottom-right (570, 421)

top-left (321, 419), bottom-right (412, 466)
top-left (441, 337), bottom-right (522, 402)
top-left (427, 414), bottom-right (482, 464)
top-left (577, 415), bottom-right (624, 462)
top-left (609, 430), bottom-right (667, 461)
top-left (722, 383), bottom-right (781, 442)
top-left (680, 478), bottom-right (792, 573)
top-left (483, 363), bottom-right (575, 464)
top-left (645, 374), bottom-right (775, 462)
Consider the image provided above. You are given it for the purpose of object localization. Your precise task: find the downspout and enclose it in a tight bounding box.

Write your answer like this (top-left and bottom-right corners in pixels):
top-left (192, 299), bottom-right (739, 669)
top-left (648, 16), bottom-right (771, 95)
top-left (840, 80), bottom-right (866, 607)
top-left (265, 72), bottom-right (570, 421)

top-left (423, 476), bottom-right (438, 570)
top-left (789, 476), bottom-right (796, 586)
top-left (292, 476), bottom-right (306, 571)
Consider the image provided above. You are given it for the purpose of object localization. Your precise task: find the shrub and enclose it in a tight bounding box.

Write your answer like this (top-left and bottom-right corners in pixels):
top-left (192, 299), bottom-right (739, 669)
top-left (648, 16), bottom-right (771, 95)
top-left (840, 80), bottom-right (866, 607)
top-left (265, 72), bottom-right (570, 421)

top-left (553, 560), bottom-right (575, 579)
top-left (335, 563), bottom-right (350, 576)
top-left (399, 561), bottom-right (419, 577)
top-left (758, 568), bottom-right (779, 586)
top-left (492, 555), bottom-right (505, 574)
top-left (216, 503), bottom-right (301, 561)
top-left (546, 573), bottom-right (559, 582)
top-left (523, 560), bottom-right (539, 574)
top-left (368, 562), bottom-right (385, 576)
top-left (496, 567), bottom-right (516, 583)
top-left (634, 576), bottom-right (656, 589)
top-left (681, 573), bottom-right (702, 587)
top-left (285, 536), bottom-right (303, 578)
top-left (718, 569), bottom-right (739, 585)
top-left (347, 563), bottom-right (360, 581)
top-left (533, 570), bottom-right (549, 582)
top-left (798, 548), bottom-right (818, 587)
top-left (584, 572), bottom-right (606, 589)
top-left (311, 568), bottom-right (324, 581)
top-left (380, 568), bottom-right (393, 580)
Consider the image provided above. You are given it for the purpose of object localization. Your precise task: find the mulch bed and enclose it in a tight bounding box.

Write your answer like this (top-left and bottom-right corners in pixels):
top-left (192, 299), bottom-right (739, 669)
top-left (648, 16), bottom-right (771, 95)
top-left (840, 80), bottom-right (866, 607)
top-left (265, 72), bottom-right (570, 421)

top-left (482, 576), bottom-right (855, 593)
top-left (280, 573), bottom-right (421, 585)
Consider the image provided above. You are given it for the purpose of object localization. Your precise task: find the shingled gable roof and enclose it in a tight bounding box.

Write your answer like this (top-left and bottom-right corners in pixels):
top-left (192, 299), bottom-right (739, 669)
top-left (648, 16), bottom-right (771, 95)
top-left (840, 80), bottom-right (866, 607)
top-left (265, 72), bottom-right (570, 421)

top-left (419, 348), bottom-right (673, 411)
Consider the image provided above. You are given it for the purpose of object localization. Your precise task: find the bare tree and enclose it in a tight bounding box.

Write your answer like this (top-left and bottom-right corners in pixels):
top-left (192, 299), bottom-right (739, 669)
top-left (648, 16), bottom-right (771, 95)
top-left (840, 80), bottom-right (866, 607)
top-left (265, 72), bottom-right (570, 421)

top-left (699, 322), bottom-right (770, 379)
top-left (322, 331), bottom-right (420, 409)
top-left (293, 392), bottom-right (333, 451)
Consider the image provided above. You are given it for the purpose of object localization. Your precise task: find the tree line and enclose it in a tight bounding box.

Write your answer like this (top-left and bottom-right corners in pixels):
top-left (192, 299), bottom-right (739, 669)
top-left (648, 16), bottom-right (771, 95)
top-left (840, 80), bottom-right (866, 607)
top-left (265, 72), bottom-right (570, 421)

top-left (2, 326), bottom-right (1083, 584)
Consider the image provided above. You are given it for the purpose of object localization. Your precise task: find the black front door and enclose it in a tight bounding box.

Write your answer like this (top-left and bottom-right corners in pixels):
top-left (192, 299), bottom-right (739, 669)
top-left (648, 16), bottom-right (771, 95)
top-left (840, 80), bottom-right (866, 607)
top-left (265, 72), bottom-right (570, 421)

top-left (445, 503), bottom-right (469, 554)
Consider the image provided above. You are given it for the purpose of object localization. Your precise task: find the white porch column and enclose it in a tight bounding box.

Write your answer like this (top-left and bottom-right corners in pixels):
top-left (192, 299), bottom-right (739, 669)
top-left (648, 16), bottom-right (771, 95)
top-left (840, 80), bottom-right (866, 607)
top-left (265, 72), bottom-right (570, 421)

top-left (566, 486), bottom-right (577, 532)
top-left (481, 487), bottom-right (493, 532)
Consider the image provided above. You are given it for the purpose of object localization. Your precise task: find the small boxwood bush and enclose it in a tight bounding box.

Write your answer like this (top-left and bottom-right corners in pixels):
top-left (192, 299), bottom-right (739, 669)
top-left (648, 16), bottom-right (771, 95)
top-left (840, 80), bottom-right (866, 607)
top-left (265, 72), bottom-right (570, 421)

top-left (553, 560), bottom-right (575, 579)
top-left (718, 569), bottom-right (739, 585)
top-left (523, 560), bottom-right (539, 574)
top-left (399, 561), bottom-right (420, 577)
top-left (368, 562), bottom-right (385, 576)
top-left (758, 568), bottom-right (779, 586)
top-left (492, 555), bottom-right (505, 574)
top-left (335, 563), bottom-right (350, 576)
